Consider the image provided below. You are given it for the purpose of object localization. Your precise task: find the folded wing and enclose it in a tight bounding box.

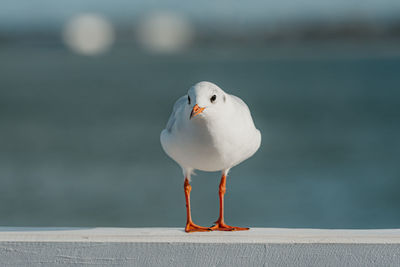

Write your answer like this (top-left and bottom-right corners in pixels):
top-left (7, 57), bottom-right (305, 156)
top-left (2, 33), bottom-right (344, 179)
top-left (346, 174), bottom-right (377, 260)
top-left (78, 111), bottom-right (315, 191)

top-left (165, 95), bottom-right (187, 133)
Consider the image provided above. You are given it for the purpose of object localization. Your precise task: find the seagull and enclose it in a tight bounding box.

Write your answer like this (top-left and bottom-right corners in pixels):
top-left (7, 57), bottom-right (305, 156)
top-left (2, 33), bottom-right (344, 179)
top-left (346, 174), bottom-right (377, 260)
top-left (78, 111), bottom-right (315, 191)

top-left (160, 81), bottom-right (261, 232)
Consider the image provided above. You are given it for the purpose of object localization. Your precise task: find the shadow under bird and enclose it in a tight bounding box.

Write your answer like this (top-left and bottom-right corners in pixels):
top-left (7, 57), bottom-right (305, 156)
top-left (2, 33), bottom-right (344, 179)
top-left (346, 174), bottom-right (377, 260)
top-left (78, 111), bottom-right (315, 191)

top-left (160, 81), bottom-right (261, 232)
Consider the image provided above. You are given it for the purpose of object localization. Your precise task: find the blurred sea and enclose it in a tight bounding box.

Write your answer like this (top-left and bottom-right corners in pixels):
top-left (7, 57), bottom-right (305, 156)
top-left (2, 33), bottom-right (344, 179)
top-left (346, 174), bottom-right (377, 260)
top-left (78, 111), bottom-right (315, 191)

top-left (1, 42), bottom-right (399, 228)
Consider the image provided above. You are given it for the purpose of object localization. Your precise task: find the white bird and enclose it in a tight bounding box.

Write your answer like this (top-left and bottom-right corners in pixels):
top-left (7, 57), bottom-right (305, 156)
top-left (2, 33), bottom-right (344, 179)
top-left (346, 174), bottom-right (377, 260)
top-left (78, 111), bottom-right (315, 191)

top-left (160, 81), bottom-right (261, 232)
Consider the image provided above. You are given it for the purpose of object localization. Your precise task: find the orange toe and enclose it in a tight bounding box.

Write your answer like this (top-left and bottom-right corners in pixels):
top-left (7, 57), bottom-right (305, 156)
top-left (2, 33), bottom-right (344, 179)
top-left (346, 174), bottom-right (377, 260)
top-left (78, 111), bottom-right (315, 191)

top-left (210, 222), bottom-right (249, 231)
top-left (185, 222), bottom-right (211, 233)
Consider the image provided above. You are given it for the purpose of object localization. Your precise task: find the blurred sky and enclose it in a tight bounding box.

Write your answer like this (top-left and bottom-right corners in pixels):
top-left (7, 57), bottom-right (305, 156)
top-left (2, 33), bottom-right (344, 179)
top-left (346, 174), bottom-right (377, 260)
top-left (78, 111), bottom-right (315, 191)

top-left (2, 0), bottom-right (400, 31)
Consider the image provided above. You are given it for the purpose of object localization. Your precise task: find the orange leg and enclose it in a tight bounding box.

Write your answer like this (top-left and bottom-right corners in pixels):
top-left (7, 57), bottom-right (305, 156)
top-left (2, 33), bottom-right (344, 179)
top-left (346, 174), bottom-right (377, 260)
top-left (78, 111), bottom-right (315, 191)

top-left (210, 174), bottom-right (249, 231)
top-left (184, 178), bottom-right (211, 233)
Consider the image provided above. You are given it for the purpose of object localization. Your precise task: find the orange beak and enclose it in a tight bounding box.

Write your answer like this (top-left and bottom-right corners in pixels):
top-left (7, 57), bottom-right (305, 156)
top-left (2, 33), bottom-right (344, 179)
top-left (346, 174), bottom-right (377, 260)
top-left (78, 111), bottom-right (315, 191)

top-left (190, 104), bottom-right (205, 119)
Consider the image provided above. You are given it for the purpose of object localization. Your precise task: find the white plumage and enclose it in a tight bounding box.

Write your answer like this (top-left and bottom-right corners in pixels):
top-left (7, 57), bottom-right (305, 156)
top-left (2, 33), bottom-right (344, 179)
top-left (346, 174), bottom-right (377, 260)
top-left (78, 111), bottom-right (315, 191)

top-left (160, 81), bottom-right (261, 232)
top-left (161, 81), bottom-right (261, 176)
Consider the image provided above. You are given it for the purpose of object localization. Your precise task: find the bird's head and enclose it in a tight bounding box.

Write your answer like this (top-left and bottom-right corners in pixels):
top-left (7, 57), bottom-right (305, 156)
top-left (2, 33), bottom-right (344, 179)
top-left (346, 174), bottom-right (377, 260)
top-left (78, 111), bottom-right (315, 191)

top-left (186, 81), bottom-right (227, 120)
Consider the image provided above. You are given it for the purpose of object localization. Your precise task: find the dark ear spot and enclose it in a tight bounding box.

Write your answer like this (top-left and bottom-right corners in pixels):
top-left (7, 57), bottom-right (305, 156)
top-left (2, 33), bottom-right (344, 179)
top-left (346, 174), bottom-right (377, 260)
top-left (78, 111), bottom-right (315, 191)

top-left (223, 95), bottom-right (226, 102)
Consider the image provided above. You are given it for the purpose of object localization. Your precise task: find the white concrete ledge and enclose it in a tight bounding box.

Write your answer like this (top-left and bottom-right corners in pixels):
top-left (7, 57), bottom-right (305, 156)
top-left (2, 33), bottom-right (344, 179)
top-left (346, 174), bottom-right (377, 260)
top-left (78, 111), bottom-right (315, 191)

top-left (1, 227), bottom-right (400, 266)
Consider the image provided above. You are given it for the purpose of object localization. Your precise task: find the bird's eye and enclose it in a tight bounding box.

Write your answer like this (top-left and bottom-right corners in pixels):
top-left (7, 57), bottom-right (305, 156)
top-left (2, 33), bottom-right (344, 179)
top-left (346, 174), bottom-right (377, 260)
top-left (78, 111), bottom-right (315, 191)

top-left (210, 95), bottom-right (216, 103)
top-left (188, 96), bottom-right (191, 105)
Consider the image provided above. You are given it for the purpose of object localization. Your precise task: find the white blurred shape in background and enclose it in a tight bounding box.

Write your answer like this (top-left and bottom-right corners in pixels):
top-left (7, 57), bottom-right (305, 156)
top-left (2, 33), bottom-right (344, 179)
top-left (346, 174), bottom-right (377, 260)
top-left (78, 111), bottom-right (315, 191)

top-left (136, 12), bottom-right (193, 53)
top-left (63, 14), bottom-right (115, 56)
